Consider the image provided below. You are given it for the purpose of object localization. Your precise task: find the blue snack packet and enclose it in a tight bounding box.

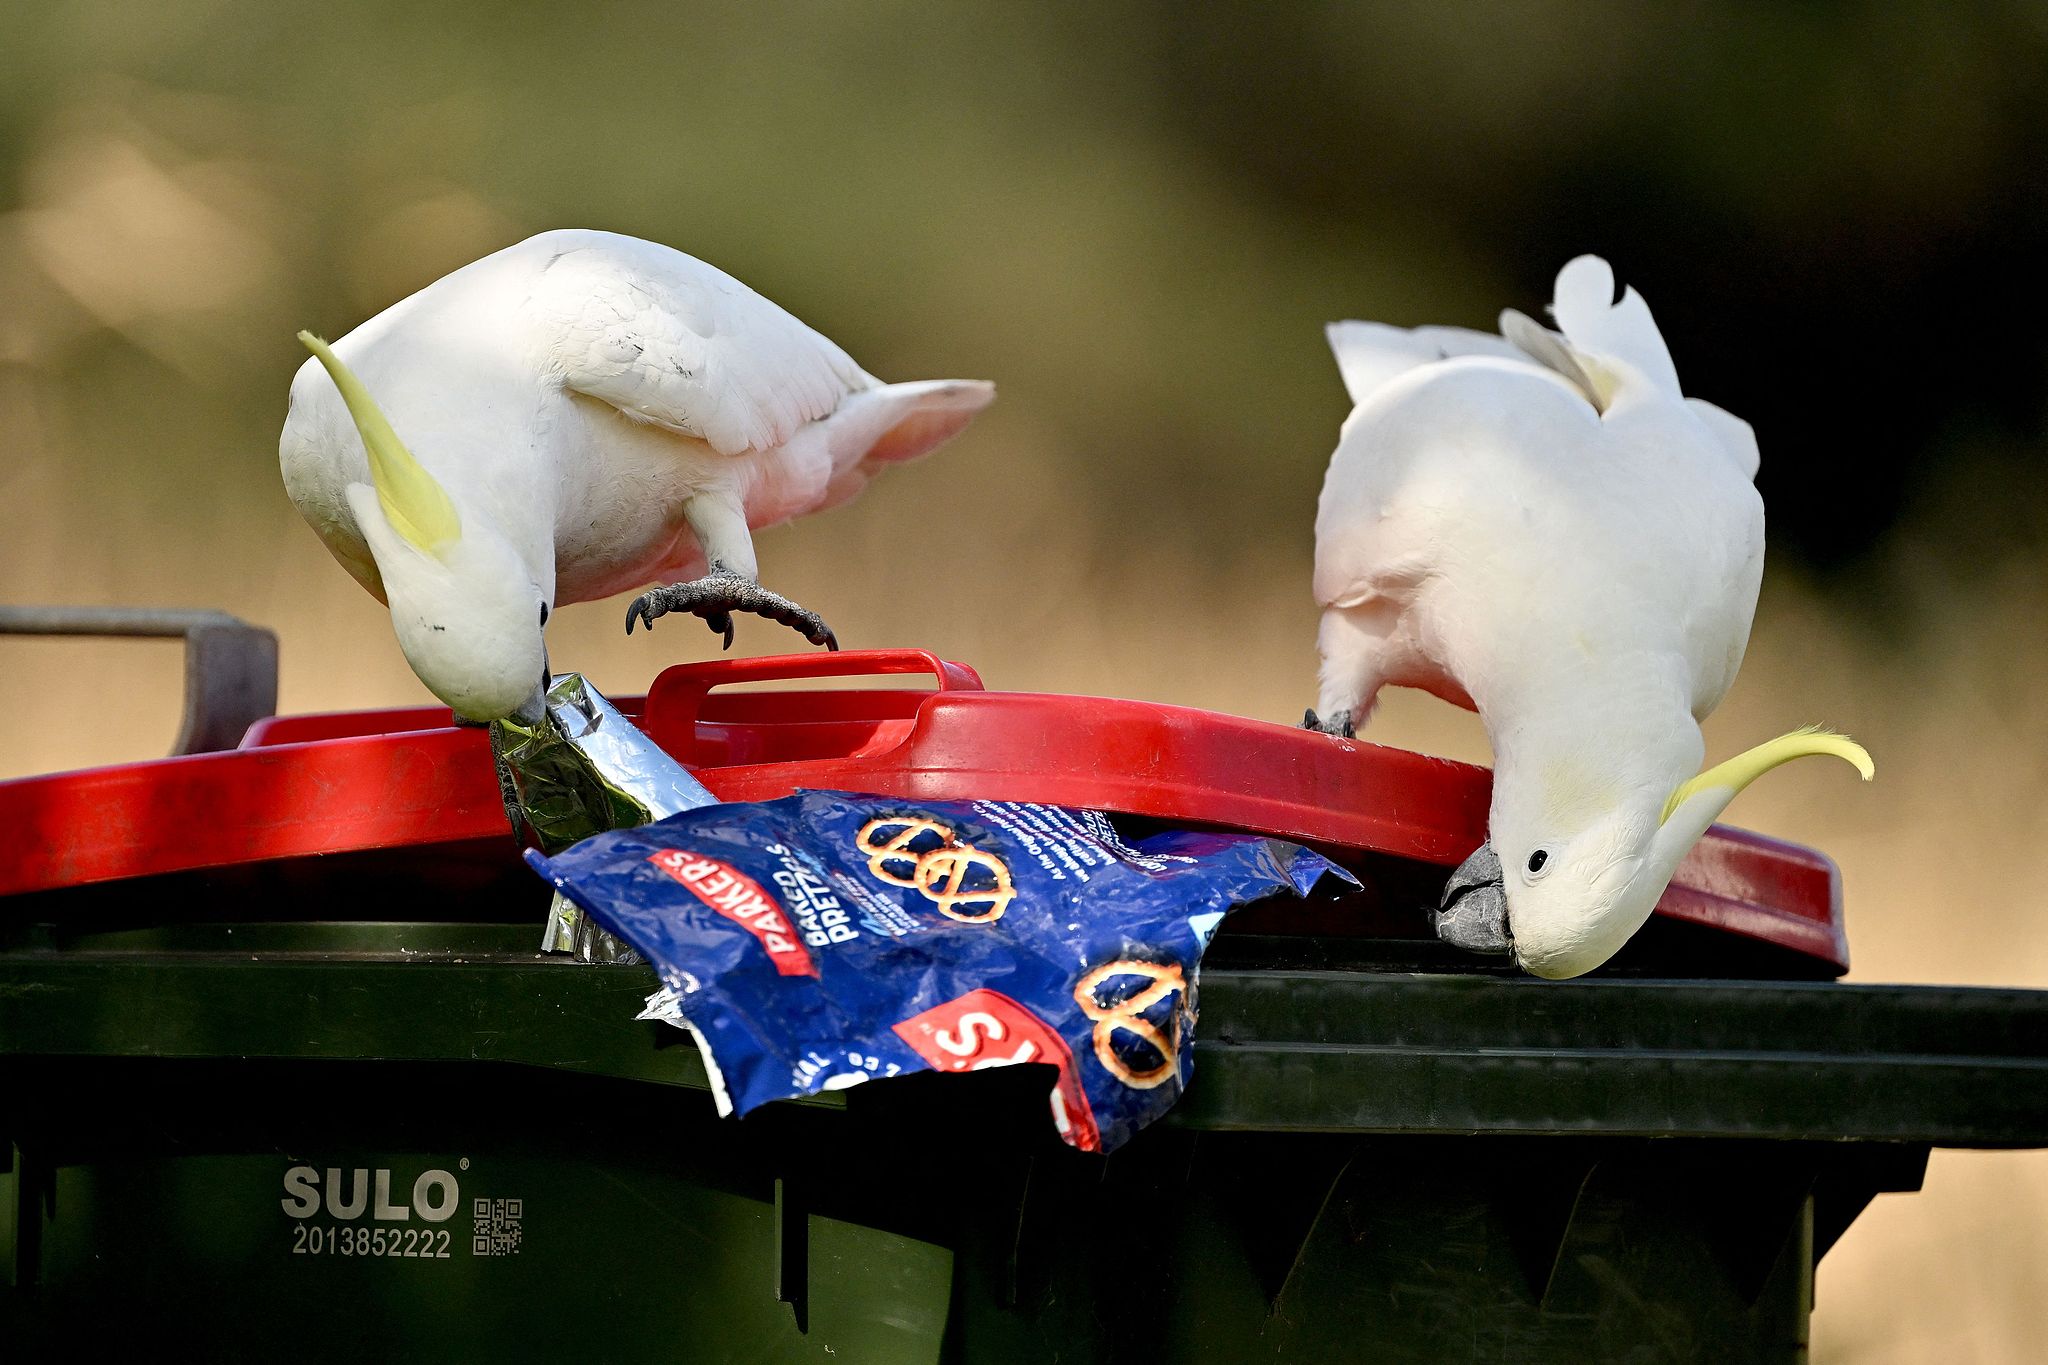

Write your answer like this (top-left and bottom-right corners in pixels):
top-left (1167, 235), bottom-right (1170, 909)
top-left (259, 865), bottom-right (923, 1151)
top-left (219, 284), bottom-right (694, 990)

top-left (526, 791), bottom-right (1345, 1152)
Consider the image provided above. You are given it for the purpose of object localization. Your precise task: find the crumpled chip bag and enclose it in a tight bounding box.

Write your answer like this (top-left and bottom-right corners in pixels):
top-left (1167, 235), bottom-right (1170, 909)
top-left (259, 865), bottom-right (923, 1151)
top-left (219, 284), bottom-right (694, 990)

top-left (526, 792), bottom-right (1345, 1152)
top-left (489, 673), bottom-right (718, 963)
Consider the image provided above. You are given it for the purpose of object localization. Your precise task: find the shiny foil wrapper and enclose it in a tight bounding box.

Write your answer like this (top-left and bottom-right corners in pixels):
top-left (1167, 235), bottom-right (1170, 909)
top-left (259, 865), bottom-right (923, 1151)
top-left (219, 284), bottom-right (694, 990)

top-left (490, 673), bottom-right (718, 962)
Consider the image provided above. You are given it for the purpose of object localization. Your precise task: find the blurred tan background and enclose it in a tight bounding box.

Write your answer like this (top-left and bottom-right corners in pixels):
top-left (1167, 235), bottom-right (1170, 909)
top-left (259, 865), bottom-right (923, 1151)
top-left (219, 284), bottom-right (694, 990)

top-left (3, 4), bottom-right (2046, 1357)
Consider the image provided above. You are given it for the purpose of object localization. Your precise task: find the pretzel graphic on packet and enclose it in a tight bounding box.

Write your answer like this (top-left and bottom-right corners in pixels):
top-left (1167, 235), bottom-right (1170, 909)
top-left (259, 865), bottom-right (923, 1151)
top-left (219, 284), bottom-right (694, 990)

top-left (1073, 959), bottom-right (1187, 1089)
top-left (855, 815), bottom-right (1017, 924)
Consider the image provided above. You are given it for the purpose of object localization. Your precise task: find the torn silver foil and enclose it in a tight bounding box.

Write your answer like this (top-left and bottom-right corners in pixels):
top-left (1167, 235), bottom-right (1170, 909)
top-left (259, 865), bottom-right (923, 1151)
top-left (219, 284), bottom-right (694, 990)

top-left (636, 986), bottom-right (736, 1116)
top-left (490, 673), bottom-right (718, 962)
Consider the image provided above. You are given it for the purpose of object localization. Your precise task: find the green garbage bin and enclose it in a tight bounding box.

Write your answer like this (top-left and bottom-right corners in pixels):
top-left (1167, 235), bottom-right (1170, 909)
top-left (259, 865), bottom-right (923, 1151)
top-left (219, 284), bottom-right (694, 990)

top-left (6, 924), bottom-right (2044, 1363)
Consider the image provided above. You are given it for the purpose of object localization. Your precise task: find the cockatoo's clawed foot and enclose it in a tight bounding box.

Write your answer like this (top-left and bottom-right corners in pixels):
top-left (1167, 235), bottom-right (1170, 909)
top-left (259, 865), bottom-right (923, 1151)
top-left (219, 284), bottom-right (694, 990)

top-left (625, 571), bottom-right (839, 650)
top-left (487, 732), bottom-right (527, 842)
top-left (1302, 707), bottom-right (1355, 739)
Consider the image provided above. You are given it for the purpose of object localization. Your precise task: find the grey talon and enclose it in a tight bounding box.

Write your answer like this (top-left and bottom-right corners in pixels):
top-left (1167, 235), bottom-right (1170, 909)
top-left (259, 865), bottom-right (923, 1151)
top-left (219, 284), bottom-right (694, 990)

top-left (625, 570), bottom-right (838, 650)
top-left (1302, 707), bottom-right (1355, 739)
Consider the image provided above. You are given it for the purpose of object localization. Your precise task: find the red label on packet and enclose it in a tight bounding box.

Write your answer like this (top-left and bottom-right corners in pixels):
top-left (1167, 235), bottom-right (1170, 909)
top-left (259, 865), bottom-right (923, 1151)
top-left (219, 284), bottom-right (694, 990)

top-left (893, 989), bottom-right (1103, 1151)
top-left (647, 849), bottom-right (817, 977)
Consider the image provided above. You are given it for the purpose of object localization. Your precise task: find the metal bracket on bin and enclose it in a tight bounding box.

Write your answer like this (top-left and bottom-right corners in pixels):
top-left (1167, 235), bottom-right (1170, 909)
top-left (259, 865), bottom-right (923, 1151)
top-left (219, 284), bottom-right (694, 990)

top-left (0, 606), bottom-right (279, 755)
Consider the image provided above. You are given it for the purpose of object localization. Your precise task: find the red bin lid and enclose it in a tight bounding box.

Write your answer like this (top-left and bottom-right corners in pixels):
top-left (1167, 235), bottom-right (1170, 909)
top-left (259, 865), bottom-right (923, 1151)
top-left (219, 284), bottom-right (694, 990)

top-left (0, 648), bottom-right (1846, 971)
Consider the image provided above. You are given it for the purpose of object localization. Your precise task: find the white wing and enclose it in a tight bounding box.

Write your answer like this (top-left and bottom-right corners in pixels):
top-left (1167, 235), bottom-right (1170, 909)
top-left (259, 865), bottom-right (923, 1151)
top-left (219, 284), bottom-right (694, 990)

top-left (1685, 397), bottom-right (1762, 481)
top-left (1325, 321), bottom-right (1531, 409)
top-left (528, 231), bottom-right (875, 455)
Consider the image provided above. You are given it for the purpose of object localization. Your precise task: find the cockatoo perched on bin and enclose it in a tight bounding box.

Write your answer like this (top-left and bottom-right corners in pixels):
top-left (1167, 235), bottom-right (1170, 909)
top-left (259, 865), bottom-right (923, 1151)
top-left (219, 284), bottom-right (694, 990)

top-left (281, 228), bottom-right (994, 725)
top-left (1306, 256), bottom-right (1871, 980)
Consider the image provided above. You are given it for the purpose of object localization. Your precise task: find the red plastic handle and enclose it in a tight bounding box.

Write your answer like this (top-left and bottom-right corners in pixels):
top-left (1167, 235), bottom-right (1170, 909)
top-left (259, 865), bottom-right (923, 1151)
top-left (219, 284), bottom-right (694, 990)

top-left (645, 648), bottom-right (983, 738)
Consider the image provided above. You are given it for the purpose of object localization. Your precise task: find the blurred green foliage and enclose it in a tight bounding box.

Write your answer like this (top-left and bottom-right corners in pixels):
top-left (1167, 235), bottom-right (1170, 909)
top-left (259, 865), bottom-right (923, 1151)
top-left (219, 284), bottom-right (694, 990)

top-left (2, 0), bottom-right (2044, 612)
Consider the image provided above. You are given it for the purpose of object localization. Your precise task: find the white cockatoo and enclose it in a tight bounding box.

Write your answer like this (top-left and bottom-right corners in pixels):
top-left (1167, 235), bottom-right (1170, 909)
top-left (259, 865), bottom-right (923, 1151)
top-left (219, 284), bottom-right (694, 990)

top-left (1306, 255), bottom-right (1871, 979)
top-left (281, 228), bottom-right (994, 724)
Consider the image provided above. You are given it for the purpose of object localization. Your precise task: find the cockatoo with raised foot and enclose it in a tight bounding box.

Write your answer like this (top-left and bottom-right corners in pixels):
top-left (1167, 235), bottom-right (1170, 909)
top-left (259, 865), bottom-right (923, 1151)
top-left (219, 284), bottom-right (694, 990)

top-left (1306, 255), bottom-right (1872, 979)
top-left (281, 228), bottom-right (994, 731)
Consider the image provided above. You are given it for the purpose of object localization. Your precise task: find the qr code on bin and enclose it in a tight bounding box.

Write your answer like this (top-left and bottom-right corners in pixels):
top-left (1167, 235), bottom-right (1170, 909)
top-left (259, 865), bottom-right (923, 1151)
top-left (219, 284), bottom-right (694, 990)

top-left (472, 1197), bottom-right (523, 1257)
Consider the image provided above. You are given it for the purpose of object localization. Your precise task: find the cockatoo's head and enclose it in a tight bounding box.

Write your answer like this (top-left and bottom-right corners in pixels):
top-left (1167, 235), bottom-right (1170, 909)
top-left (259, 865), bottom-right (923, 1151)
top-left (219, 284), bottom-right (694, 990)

top-left (299, 333), bottom-right (551, 725)
top-left (1438, 730), bottom-right (1873, 979)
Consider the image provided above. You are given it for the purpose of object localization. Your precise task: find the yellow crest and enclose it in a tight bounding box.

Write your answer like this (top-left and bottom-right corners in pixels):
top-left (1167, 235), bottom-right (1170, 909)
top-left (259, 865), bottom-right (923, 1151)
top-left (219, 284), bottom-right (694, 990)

top-left (1662, 727), bottom-right (1874, 824)
top-left (298, 332), bottom-right (459, 553)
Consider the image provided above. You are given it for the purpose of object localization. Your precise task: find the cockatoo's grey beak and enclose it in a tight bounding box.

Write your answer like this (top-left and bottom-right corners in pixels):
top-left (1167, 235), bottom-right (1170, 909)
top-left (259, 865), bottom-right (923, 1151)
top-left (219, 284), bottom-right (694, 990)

top-left (509, 668), bottom-right (551, 729)
top-left (1435, 841), bottom-right (1512, 956)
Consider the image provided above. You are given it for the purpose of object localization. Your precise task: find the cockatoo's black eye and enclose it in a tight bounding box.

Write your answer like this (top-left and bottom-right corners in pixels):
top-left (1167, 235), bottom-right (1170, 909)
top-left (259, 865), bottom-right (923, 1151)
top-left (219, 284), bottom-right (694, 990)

top-left (1525, 849), bottom-right (1550, 875)
top-left (539, 604), bottom-right (550, 626)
